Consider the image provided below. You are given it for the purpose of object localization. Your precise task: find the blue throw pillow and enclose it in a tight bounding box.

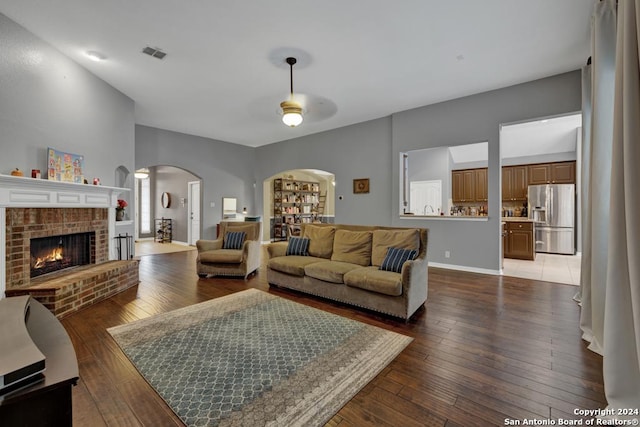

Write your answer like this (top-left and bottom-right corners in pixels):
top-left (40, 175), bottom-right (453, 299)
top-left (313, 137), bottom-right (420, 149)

top-left (286, 237), bottom-right (310, 256)
top-left (223, 231), bottom-right (246, 249)
top-left (379, 247), bottom-right (418, 273)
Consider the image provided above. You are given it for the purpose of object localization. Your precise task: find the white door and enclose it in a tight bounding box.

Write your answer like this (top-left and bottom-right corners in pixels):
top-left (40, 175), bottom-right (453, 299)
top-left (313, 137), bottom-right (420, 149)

top-left (409, 180), bottom-right (442, 215)
top-left (188, 181), bottom-right (201, 245)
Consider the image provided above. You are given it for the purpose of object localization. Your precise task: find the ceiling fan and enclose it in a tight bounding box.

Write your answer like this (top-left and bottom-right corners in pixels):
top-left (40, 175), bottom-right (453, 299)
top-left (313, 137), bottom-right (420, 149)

top-left (261, 51), bottom-right (337, 128)
top-left (280, 57), bottom-right (303, 127)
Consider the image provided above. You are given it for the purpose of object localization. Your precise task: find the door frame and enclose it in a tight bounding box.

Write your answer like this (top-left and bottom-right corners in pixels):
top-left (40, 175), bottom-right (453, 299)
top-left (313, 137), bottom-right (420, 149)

top-left (187, 180), bottom-right (201, 245)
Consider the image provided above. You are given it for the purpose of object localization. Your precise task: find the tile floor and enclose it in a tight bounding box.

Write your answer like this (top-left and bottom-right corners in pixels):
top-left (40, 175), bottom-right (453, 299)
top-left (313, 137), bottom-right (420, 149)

top-left (502, 252), bottom-right (581, 286)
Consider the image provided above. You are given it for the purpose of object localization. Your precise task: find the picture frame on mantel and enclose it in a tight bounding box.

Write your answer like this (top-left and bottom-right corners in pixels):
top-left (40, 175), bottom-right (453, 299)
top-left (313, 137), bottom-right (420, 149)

top-left (47, 147), bottom-right (84, 184)
top-left (353, 178), bottom-right (370, 194)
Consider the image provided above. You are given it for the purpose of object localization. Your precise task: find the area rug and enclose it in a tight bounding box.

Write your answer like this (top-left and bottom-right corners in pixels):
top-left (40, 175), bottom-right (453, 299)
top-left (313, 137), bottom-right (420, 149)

top-left (107, 289), bottom-right (412, 427)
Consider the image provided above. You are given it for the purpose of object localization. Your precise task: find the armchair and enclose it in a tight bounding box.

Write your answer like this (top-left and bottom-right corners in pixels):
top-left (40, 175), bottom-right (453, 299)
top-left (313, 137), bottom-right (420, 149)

top-left (196, 221), bottom-right (261, 279)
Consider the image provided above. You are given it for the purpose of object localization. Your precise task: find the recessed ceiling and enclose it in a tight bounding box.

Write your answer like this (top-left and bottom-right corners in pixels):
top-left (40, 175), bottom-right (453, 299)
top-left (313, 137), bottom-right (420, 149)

top-left (0, 0), bottom-right (595, 147)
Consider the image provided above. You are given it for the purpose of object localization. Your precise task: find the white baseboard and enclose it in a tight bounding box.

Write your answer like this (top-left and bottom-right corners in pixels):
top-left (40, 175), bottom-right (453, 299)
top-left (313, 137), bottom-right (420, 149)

top-left (171, 240), bottom-right (190, 246)
top-left (428, 261), bottom-right (500, 276)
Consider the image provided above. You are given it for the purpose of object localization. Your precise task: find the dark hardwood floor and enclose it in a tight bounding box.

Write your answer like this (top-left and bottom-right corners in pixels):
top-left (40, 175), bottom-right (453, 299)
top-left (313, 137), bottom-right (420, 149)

top-left (63, 250), bottom-right (605, 426)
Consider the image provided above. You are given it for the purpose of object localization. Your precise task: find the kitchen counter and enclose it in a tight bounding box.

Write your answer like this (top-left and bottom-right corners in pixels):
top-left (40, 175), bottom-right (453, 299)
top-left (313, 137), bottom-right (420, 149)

top-left (501, 217), bottom-right (534, 222)
top-left (400, 214), bottom-right (489, 221)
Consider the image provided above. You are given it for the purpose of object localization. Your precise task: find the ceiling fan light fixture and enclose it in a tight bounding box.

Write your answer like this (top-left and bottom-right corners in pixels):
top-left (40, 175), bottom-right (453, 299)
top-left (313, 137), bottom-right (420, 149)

top-left (280, 57), bottom-right (303, 127)
top-left (280, 100), bottom-right (303, 127)
top-left (134, 168), bottom-right (149, 179)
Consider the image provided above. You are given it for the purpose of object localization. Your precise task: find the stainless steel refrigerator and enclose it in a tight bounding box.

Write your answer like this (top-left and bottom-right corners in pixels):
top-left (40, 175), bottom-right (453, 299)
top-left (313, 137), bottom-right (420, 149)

top-left (528, 184), bottom-right (575, 254)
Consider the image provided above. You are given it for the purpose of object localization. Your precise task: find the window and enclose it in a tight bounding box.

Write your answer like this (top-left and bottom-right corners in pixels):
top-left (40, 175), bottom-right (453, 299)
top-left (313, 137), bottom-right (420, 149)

top-left (139, 177), bottom-right (151, 233)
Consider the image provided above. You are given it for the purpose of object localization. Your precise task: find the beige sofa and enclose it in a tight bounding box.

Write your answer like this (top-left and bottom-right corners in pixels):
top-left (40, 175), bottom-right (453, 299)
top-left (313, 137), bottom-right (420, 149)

top-left (266, 223), bottom-right (428, 320)
top-left (196, 221), bottom-right (261, 279)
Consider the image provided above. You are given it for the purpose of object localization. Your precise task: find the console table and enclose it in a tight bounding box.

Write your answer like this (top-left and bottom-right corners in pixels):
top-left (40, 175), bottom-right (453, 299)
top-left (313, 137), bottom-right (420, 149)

top-left (0, 298), bottom-right (79, 426)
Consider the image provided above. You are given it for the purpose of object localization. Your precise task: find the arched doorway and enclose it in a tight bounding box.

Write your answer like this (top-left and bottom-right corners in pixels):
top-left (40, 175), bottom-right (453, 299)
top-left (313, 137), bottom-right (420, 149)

top-left (262, 169), bottom-right (335, 241)
top-left (135, 165), bottom-right (202, 255)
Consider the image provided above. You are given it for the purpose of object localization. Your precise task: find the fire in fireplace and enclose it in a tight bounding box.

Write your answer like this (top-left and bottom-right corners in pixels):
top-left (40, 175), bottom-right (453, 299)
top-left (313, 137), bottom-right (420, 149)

top-left (30, 232), bottom-right (94, 278)
top-left (33, 244), bottom-right (64, 269)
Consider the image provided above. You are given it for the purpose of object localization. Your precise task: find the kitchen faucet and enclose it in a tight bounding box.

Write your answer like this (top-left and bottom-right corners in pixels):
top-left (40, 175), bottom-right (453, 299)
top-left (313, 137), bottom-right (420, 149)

top-left (423, 205), bottom-right (434, 215)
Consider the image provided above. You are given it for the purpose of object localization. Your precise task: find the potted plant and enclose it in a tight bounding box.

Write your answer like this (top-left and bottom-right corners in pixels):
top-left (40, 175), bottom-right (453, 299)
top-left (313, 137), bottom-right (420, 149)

top-left (116, 199), bottom-right (128, 221)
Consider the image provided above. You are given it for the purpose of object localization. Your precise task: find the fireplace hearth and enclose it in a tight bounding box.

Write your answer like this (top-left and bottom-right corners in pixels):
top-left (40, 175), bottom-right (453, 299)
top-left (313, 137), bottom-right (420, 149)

top-left (30, 232), bottom-right (94, 278)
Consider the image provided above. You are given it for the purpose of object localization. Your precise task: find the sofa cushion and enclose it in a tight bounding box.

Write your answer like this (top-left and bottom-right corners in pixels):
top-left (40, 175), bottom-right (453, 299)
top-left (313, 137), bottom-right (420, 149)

top-left (304, 261), bottom-right (361, 284)
top-left (344, 266), bottom-right (403, 297)
top-left (225, 223), bottom-right (259, 241)
top-left (303, 225), bottom-right (336, 258)
top-left (199, 249), bottom-right (244, 264)
top-left (330, 230), bottom-right (372, 266)
top-left (223, 231), bottom-right (245, 249)
top-left (371, 228), bottom-right (420, 266)
top-left (380, 247), bottom-right (418, 273)
top-left (268, 256), bottom-right (324, 277)
top-left (286, 237), bottom-right (310, 256)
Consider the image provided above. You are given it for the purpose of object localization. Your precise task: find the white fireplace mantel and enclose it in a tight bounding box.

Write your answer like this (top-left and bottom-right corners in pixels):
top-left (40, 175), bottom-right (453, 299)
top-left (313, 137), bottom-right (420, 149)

top-left (0, 174), bottom-right (128, 208)
top-left (0, 174), bottom-right (130, 298)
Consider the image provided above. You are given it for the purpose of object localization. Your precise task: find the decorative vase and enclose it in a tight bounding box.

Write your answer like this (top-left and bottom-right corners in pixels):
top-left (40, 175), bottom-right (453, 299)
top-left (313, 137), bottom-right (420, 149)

top-left (116, 209), bottom-right (124, 221)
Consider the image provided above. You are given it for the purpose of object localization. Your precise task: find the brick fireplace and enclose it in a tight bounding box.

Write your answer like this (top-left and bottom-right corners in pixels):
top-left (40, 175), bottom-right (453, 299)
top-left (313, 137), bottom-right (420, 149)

top-left (5, 208), bottom-right (108, 290)
top-left (1, 175), bottom-right (138, 317)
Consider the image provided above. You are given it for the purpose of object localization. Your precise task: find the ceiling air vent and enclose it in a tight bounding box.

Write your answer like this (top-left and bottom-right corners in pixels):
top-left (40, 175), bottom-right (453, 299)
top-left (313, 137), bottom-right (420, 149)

top-left (142, 46), bottom-right (166, 60)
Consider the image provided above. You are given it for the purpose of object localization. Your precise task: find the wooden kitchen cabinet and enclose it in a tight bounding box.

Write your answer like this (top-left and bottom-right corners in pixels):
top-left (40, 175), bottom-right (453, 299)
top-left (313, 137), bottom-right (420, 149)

top-left (502, 165), bottom-right (528, 201)
top-left (504, 221), bottom-right (535, 260)
top-left (462, 170), bottom-right (475, 202)
top-left (527, 164), bottom-right (550, 185)
top-left (475, 168), bottom-right (488, 202)
top-left (452, 171), bottom-right (464, 203)
top-left (452, 168), bottom-right (487, 203)
top-left (528, 161), bottom-right (575, 185)
top-left (452, 170), bottom-right (475, 202)
top-left (551, 161), bottom-right (575, 183)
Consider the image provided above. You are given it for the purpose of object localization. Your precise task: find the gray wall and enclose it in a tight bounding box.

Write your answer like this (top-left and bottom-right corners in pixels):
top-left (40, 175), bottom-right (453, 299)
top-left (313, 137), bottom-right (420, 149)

top-left (0, 13), bottom-right (135, 237)
top-left (255, 117), bottom-right (393, 228)
top-left (135, 125), bottom-right (256, 240)
top-left (392, 71), bottom-right (582, 271)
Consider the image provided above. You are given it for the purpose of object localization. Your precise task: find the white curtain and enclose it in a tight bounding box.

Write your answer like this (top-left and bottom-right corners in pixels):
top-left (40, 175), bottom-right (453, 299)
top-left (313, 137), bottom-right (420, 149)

top-left (602, 0), bottom-right (640, 411)
top-left (581, 0), bottom-right (640, 414)
top-left (580, 0), bottom-right (617, 357)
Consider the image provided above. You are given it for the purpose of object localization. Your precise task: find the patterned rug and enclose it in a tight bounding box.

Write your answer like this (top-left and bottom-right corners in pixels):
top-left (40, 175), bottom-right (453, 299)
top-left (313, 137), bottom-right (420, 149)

top-left (107, 289), bottom-right (412, 427)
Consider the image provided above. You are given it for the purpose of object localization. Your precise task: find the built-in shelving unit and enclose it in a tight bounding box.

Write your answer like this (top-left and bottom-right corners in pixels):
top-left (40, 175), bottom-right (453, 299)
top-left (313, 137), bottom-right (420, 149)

top-left (272, 178), bottom-right (320, 241)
